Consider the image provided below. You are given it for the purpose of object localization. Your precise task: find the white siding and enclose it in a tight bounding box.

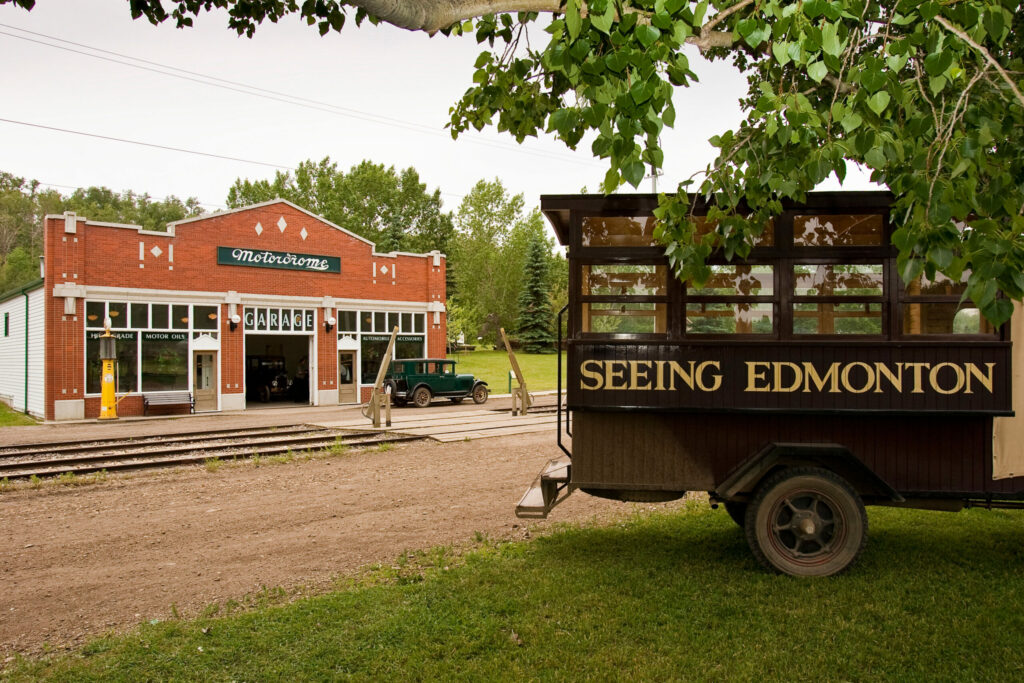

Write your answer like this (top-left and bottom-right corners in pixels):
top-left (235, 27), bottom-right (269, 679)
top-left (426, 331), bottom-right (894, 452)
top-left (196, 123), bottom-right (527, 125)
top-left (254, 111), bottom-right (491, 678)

top-left (0, 285), bottom-right (45, 418)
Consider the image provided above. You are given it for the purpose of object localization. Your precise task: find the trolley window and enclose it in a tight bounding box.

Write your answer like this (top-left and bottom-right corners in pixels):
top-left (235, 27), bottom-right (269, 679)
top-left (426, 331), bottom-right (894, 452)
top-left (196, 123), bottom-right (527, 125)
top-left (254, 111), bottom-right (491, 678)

top-left (901, 272), bottom-right (997, 337)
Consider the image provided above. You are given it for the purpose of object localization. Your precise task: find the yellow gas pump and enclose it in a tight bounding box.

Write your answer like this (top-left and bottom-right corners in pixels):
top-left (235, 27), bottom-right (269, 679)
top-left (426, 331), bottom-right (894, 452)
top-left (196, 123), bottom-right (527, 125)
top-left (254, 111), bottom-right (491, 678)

top-left (98, 323), bottom-right (118, 420)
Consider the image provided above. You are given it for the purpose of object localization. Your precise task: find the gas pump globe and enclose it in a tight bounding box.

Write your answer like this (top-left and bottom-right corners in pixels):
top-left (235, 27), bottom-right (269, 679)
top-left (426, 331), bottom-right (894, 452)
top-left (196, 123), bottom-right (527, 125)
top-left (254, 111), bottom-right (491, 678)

top-left (98, 317), bottom-right (118, 420)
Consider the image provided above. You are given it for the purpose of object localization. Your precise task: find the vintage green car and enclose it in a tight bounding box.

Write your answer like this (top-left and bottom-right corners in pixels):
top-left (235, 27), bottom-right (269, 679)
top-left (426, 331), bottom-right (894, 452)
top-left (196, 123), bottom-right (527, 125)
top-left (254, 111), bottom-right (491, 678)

top-left (384, 358), bottom-right (489, 408)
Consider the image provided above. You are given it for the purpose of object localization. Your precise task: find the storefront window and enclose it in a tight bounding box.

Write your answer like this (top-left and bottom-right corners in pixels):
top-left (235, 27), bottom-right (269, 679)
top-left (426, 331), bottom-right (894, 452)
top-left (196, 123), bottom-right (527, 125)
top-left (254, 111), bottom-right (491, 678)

top-left (339, 310), bottom-right (357, 332)
top-left (361, 311), bottom-right (373, 332)
top-left (152, 304), bottom-right (170, 329)
top-left (85, 301), bottom-right (104, 326)
top-left (374, 312), bottom-right (386, 331)
top-left (108, 302), bottom-right (128, 329)
top-left (388, 312), bottom-right (399, 332)
top-left (172, 304), bottom-right (189, 329)
top-left (86, 330), bottom-right (138, 394)
top-left (414, 314), bottom-right (425, 333)
top-left (396, 335), bottom-right (424, 359)
top-left (131, 303), bottom-right (149, 329)
top-left (141, 331), bottom-right (189, 391)
top-left (361, 335), bottom-right (391, 384)
top-left (194, 305), bottom-right (218, 330)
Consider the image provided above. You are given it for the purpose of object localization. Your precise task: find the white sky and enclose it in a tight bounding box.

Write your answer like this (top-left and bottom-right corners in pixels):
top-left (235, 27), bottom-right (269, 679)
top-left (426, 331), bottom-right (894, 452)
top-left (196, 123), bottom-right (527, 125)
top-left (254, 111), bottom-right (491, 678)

top-left (0, 1), bottom-right (875, 218)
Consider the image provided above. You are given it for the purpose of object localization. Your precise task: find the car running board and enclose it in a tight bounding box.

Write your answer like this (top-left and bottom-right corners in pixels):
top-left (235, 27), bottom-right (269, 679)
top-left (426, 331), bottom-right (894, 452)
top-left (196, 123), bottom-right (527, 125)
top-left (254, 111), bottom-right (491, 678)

top-left (515, 456), bottom-right (572, 519)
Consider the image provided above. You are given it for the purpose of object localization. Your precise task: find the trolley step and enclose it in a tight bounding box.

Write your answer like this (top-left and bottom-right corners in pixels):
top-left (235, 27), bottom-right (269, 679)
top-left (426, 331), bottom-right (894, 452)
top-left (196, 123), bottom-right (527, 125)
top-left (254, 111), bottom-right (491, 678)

top-left (515, 456), bottom-right (572, 519)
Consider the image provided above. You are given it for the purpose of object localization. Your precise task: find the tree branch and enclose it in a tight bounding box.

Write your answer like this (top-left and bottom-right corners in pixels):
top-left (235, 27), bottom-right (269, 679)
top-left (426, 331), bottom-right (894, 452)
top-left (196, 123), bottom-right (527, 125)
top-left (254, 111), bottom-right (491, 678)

top-left (933, 15), bottom-right (1024, 111)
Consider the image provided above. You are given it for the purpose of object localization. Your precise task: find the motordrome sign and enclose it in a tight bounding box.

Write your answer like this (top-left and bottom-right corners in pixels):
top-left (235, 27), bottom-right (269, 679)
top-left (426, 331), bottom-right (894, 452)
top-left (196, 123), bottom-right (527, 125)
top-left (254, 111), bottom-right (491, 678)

top-left (217, 246), bottom-right (341, 273)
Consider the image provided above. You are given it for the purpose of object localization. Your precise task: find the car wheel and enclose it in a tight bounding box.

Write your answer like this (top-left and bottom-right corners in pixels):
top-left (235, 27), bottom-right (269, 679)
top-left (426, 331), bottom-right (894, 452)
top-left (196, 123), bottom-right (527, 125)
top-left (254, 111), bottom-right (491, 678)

top-left (472, 384), bottom-right (489, 404)
top-left (745, 467), bottom-right (867, 577)
top-left (412, 387), bottom-right (432, 408)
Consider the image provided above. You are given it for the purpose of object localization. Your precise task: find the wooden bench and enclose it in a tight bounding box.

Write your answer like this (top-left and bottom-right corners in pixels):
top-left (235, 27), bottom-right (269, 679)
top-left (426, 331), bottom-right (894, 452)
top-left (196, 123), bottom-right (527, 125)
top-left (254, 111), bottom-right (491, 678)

top-left (143, 392), bottom-right (194, 415)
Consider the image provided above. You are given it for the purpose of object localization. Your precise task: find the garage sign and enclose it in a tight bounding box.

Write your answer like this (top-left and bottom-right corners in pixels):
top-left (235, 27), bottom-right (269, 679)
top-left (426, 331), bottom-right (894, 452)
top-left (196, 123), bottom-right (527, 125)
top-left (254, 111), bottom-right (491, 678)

top-left (218, 246), bottom-right (341, 273)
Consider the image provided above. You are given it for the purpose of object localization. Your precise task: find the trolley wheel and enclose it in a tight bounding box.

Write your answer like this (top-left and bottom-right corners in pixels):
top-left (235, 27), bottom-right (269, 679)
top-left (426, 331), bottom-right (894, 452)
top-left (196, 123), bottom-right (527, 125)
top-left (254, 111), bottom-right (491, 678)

top-left (723, 501), bottom-right (747, 528)
top-left (744, 467), bottom-right (867, 577)
top-left (472, 384), bottom-right (489, 404)
top-left (450, 397), bottom-right (464, 404)
top-left (412, 387), bottom-right (432, 408)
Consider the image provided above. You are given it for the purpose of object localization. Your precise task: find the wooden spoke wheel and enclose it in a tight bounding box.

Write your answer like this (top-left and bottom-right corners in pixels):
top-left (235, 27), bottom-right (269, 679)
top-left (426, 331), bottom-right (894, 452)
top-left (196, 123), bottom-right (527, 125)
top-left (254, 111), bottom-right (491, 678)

top-left (745, 467), bottom-right (867, 577)
top-left (412, 387), bottom-right (432, 408)
top-left (472, 384), bottom-right (489, 404)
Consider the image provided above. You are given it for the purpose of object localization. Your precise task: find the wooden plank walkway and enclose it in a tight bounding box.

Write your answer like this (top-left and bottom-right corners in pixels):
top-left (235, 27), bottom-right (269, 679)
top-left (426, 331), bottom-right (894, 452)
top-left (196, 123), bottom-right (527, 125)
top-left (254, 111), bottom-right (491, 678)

top-left (313, 408), bottom-right (559, 443)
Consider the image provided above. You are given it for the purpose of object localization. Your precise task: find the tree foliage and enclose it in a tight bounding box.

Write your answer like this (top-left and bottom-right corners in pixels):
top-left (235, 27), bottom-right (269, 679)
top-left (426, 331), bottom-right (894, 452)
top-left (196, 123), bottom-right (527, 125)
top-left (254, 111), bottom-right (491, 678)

top-left (227, 157), bottom-right (454, 255)
top-left (0, 172), bottom-right (201, 293)
top-left (451, 179), bottom-right (561, 345)
top-left (516, 231), bottom-right (557, 352)
top-left (8, 0), bottom-right (1024, 321)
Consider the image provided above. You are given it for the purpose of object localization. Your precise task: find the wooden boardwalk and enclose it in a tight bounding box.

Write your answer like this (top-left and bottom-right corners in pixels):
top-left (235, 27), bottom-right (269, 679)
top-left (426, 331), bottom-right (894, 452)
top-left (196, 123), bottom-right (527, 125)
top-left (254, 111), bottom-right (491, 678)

top-left (313, 407), bottom-right (559, 442)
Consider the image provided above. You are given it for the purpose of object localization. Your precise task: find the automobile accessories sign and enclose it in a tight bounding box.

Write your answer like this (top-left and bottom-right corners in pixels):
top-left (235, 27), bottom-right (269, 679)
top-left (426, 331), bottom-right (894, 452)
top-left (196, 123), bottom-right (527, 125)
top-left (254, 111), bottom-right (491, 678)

top-left (217, 246), bottom-right (340, 273)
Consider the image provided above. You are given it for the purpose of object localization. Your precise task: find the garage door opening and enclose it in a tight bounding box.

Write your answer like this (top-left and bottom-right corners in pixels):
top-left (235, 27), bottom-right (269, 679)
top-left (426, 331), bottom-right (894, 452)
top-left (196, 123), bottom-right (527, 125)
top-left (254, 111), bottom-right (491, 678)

top-left (244, 334), bottom-right (312, 407)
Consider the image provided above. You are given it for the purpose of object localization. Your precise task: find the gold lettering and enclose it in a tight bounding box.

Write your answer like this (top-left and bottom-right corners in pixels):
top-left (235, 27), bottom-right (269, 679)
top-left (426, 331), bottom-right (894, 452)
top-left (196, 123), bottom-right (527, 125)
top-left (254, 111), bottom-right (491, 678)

top-left (605, 361), bottom-right (627, 390)
top-left (773, 362), bottom-right (803, 393)
top-left (903, 362), bottom-right (930, 393)
top-left (802, 362), bottom-right (841, 393)
top-left (746, 362), bottom-right (772, 392)
top-left (696, 361), bottom-right (722, 391)
top-left (874, 362), bottom-right (903, 394)
top-left (965, 362), bottom-right (995, 394)
top-left (929, 362), bottom-right (965, 395)
top-left (653, 361), bottom-right (667, 391)
top-left (667, 361), bottom-right (695, 391)
top-left (580, 360), bottom-right (604, 390)
top-left (628, 361), bottom-right (653, 390)
top-left (840, 362), bottom-right (874, 394)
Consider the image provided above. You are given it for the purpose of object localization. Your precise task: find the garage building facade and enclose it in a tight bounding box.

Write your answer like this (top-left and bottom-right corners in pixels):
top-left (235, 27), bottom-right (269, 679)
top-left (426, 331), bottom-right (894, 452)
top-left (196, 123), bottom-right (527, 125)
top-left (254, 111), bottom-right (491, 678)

top-left (13, 199), bottom-right (446, 421)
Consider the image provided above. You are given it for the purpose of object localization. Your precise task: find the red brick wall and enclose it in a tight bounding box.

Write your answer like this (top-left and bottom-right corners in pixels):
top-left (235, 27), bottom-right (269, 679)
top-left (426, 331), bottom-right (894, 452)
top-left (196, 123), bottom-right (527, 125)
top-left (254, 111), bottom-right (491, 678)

top-left (43, 202), bottom-right (446, 420)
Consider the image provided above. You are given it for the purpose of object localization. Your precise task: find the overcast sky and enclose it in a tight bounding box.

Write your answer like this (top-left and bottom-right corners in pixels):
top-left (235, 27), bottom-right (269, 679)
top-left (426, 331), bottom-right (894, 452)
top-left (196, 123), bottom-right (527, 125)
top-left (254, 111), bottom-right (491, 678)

top-left (0, 1), bottom-right (875, 218)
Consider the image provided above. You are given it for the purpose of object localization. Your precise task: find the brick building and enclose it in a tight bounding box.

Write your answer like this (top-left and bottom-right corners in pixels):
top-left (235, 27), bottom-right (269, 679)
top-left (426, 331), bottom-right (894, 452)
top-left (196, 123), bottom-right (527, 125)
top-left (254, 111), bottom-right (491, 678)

top-left (0, 199), bottom-right (446, 421)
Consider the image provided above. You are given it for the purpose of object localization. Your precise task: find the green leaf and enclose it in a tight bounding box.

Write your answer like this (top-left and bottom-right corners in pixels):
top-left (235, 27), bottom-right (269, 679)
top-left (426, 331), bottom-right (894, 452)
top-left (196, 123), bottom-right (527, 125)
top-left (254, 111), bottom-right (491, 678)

top-left (591, 3), bottom-right (614, 34)
top-left (929, 75), bottom-right (946, 96)
top-left (604, 51), bottom-right (629, 73)
top-left (983, 8), bottom-right (1005, 42)
top-left (924, 50), bottom-right (953, 77)
top-left (807, 60), bottom-right (828, 83)
top-left (840, 111), bottom-right (863, 133)
top-left (772, 41), bottom-right (791, 66)
top-left (928, 247), bottom-right (954, 269)
top-left (565, 0), bottom-right (581, 40)
top-left (867, 91), bottom-right (890, 116)
top-left (634, 24), bottom-right (661, 49)
top-left (865, 146), bottom-right (886, 168)
top-left (821, 22), bottom-right (841, 57)
top-left (623, 161), bottom-right (646, 188)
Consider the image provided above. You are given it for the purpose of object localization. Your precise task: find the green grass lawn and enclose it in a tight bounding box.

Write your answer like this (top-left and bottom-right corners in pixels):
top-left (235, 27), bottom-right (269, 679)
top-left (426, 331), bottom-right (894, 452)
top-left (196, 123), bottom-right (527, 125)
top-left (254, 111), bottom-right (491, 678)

top-left (10, 503), bottom-right (1024, 681)
top-left (446, 349), bottom-right (567, 393)
top-left (0, 401), bottom-right (36, 427)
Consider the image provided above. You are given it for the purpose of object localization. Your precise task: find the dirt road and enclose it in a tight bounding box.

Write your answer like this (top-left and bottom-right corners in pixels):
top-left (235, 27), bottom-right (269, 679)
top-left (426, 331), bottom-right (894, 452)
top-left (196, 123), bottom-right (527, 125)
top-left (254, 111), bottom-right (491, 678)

top-left (0, 432), bottom-right (644, 657)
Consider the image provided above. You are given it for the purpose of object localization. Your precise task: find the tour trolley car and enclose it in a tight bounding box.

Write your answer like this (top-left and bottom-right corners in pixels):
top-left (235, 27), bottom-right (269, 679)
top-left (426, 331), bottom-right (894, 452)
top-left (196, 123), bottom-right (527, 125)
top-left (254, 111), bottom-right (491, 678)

top-left (516, 191), bottom-right (1024, 576)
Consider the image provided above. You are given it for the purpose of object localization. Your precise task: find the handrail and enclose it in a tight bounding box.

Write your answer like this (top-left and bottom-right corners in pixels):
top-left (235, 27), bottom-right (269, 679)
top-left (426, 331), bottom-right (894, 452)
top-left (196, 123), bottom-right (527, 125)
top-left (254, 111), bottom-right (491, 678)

top-left (557, 304), bottom-right (571, 459)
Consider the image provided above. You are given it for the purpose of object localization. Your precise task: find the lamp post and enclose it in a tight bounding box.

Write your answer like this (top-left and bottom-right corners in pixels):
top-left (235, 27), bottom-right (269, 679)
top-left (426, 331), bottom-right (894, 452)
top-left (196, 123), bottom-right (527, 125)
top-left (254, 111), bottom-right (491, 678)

top-left (98, 319), bottom-right (118, 420)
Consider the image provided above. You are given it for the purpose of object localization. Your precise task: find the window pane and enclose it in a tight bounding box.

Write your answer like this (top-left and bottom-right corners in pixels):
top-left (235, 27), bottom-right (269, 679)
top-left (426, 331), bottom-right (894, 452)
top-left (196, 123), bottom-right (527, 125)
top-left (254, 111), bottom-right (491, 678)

top-left (108, 302), bottom-right (128, 328)
top-left (141, 331), bottom-right (189, 391)
top-left (693, 216), bottom-right (775, 247)
top-left (794, 303), bottom-right (882, 335)
top-left (401, 312), bottom-right (413, 332)
top-left (903, 303), bottom-right (996, 335)
top-left (361, 311), bottom-right (373, 332)
top-left (388, 312), bottom-right (399, 332)
top-left (794, 264), bottom-right (883, 296)
top-left (281, 308), bottom-right (292, 332)
top-left (688, 265), bottom-right (774, 296)
top-left (374, 312), bottom-right (386, 331)
top-left (172, 304), bottom-right (190, 329)
top-left (396, 335), bottom-right (424, 359)
top-left (581, 216), bottom-right (658, 247)
top-left (131, 303), bottom-right (149, 329)
top-left (339, 310), bottom-right (357, 331)
top-left (414, 314), bottom-right (425, 333)
top-left (904, 272), bottom-right (969, 296)
top-left (584, 265), bottom-right (667, 296)
top-left (86, 330), bottom-right (137, 394)
top-left (793, 214), bottom-right (883, 246)
top-left (583, 302), bottom-right (667, 334)
top-left (360, 336), bottom-right (391, 384)
top-left (152, 304), bottom-right (170, 329)
top-left (85, 301), bottom-right (104, 327)
top-left (194, 305), bottom-right (218, 330)
top-left (686, 303), bottom-right (773, 334)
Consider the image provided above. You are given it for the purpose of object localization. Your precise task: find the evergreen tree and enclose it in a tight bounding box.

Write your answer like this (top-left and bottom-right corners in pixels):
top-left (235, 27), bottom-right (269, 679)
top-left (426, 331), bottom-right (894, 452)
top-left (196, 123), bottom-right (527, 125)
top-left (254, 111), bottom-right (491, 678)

top-left (515, 233), bottom-right (556, 353)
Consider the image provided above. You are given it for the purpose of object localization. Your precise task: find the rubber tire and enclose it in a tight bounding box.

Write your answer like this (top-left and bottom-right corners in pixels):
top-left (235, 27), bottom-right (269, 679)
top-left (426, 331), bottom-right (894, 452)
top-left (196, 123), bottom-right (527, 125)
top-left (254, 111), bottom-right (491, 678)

top-left (412, 387), bottom-right (432, 408)
top-left (744, 467), bottom-right (867, 577)
top-left (472, 384), bottom-right (489, 405)
top-left (723, 501), bottom-right (747, 528)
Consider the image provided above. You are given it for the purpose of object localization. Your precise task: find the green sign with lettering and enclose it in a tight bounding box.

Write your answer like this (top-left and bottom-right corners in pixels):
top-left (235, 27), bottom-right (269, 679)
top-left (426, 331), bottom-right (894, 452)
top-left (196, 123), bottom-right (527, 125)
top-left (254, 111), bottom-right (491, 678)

top-left (217, 246), bottom-right (340, 273)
